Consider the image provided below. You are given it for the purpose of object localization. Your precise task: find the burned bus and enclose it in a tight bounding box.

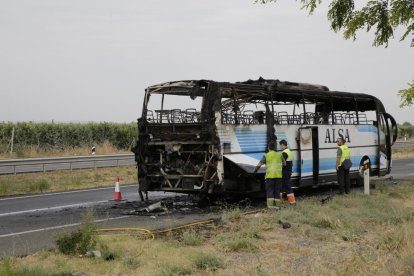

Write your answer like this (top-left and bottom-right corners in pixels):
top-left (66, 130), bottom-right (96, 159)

top-left (132, 78), bottom-right (397, 196)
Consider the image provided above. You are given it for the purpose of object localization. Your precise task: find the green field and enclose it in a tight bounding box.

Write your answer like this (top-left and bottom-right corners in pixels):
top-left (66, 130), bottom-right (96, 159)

top-left (0, 122), bottom-right (136, 158)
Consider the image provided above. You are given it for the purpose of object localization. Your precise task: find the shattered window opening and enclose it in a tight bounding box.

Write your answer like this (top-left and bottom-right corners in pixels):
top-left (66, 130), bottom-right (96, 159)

top-left (145, 93), bottom-right (204, 124)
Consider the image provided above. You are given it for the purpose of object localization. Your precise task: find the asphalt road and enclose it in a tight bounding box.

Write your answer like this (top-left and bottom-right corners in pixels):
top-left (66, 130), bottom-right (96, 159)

top-left (0, 186), bottom-right (221, 257)
top-left (390, 158), bottom-right (414, 179)
top-left (1, 157), bottom-right (413, 257)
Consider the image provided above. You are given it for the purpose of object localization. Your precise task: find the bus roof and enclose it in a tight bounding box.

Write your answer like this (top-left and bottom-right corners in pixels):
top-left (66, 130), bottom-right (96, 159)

top-left (145, 78), bottom-right (385, 113)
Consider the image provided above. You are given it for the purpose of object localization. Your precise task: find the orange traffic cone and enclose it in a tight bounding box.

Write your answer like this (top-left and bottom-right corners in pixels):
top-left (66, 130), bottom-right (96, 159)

top-left (113, 177), bottom-right (122, 201)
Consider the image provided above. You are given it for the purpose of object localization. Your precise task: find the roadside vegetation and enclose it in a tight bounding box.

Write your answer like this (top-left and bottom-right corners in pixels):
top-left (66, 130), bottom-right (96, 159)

top-left (398, 122), bottom-right (414, 139)
top-left (1, 180), bottom-right (413, 275)
top-left (0, 122), bottom-right (136, 159)
top-left (393, 145), bottom-right (414, 159)
top-left (0, 166), bottom-right (137, 197)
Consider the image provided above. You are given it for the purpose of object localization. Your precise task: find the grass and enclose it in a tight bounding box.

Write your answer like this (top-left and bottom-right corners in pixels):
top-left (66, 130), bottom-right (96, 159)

top-left (180, 230), bottom-right (205, 246)
top-left (191, 251), bottom-right (225, 271)
top-left (0, 166), bottom-right (137, 197)
top-left (1, 180), bottom-right (414, 275)
top-left (157, 263), bottom-right (193, 276)
top-left (0, 141), bottom-right (128, 159)
top-left (392, 145), bottom-right (414, 159)
top-left (0, 258), bottom-right (72, 276)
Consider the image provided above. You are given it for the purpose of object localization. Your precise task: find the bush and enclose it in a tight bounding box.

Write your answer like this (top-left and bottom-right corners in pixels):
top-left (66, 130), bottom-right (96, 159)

top-left (191, 252), bottom-right (225, 271)
top-left (98, 243), bottom-right (119, 261)
top-left (181, 231), bottom-right (204, 246)
top-left (28, 179), bottom-right (50, 193)
top-left (221, 238), bottom-right (259, 252)
top-left (54, 209), bottom-right (97, 255)
top-left (398, 125), bottom-right (414, 138)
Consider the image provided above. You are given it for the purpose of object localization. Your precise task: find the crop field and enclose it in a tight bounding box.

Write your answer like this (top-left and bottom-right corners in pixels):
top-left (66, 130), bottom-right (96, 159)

top-left (0, 122), bottom-right (136, 158)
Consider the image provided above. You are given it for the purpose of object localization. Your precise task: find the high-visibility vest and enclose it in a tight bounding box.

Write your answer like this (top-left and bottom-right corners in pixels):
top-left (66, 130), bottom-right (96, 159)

top-left (265, 150), bottom-right (282, 179)
top-left (282, 148), bottom-right (293, 161)
top-left (339, 145), bottom-right (350, 166)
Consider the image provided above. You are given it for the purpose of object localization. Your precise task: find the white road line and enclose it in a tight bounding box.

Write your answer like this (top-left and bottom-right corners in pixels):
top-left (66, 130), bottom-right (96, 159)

top-left (0, 184), bottom-right (137, 201)
top-left (0, 216), bottom-right (130, 238)
top-left (0, 201), bottom-right (108, 217)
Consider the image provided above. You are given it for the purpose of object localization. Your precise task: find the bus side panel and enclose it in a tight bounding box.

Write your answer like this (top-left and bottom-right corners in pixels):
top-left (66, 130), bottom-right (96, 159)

top-left (318, 125), bottom-right (379, 177)
top-left (217, 123), bottom-right (382, 190)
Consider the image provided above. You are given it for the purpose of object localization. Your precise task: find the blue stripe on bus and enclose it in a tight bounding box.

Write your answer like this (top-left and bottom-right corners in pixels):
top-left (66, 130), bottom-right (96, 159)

top-left (242, 153), bottom-right (378, 173)
top-left (235, 129), bottom-right (267, 152)
top-left (235, 129), bottom-right (290, 152)
top-left (356, 125), bottom-right (378, 133)
top-left (235, 129), bottom-right (381, 173)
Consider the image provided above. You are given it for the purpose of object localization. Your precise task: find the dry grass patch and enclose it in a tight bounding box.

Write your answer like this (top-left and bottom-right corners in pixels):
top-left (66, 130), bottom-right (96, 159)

top-left (2, 181), bottom-right (414, 275)
top-left (392, 145), bottom-right (414, 159)
top-left (0, 166), bottom-right (137, 196)
top-left (0, 141), bottom-right (127, 159)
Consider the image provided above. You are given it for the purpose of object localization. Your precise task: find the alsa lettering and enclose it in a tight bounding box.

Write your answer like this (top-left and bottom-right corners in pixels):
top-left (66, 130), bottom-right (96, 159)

top-left (325, 129), bottom-right (351, 143)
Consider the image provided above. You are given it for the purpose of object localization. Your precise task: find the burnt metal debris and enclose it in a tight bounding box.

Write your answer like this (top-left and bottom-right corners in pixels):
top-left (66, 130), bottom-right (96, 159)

top-left (110, 196), bottom-right (223, 216)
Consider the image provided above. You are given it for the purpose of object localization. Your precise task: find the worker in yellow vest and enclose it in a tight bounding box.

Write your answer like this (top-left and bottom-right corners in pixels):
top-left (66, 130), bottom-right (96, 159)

top-left (336, 134), bottom-right (351, 194)
top-left (253, 142), bottom-right (283, 209)
top-left (279, 139), bottom-right (296, 204)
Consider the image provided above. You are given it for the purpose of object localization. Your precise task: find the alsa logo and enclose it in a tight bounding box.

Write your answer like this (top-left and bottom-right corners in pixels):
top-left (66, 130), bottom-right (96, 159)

top-left (325, 129), bottom-right (351, 143)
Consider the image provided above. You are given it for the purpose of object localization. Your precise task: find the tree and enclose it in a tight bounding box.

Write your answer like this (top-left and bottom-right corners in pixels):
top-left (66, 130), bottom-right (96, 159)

top-left (257, 0), bottom-right (414, 106)
top-left (398, 77), bottom-right (414, 107)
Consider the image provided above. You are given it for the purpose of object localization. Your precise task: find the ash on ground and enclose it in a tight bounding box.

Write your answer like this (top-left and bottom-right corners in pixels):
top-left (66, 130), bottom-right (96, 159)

top-left (108, 196), bottom-right (219, 216)
top-left (108, 195), bottom-right (264, 217)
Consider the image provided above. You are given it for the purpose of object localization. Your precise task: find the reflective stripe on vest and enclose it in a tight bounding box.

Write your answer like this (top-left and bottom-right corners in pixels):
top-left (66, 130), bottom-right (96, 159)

top-left (282, 148), bottom-right (293, 161)
top-left (265, 151), bottom-right (282, 179)
top-left (339, 145), bottom-right (350, 166)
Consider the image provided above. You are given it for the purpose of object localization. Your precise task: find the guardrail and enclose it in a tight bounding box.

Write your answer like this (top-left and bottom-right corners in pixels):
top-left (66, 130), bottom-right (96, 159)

top-left (0, 154), bottom-right (136, 175)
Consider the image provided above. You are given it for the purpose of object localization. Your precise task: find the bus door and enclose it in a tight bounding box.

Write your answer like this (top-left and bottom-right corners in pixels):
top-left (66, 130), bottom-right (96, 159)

top-left (379, 113), bottom-right (398, 174)
top-left (298, 127), bottom-right (319, 186)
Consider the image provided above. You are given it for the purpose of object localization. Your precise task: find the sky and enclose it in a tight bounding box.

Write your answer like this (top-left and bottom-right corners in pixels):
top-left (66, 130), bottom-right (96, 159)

top-left (0, 0), bottom-right (413, 124)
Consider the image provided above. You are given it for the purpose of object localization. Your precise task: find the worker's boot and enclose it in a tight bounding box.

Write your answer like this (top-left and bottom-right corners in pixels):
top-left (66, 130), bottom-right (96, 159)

top-left (287, 193), bottom-right (296, 205)
top-left (266, 198), bottom-right (275, 209)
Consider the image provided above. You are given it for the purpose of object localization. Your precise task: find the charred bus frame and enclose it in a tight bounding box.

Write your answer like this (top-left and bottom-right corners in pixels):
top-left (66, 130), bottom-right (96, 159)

top-left (132, 78), bottom-right (397, 196)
